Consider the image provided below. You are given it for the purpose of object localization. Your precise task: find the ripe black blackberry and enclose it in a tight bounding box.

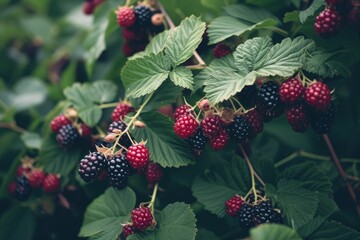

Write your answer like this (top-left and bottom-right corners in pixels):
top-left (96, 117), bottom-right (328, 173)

top-left (253, 200), bottom-right (274, 224)
top-left (15, 175), bottom-right (31, 201)
top-left (107, 121), bottom-right (132, 147)
top-left (238, 204), bottom-right (255, 228)
top-left (186, 128), bottom-right (208, 152)
top-left (134, 6), bottom-right (151, 26)
top-left (309, 101), bottom-right (336, 134)
top-left (78, 152), bottom-right (107, 182)
top-left (56, 124), bottom-right (79, 147)
top-left (106, 155), bottom-right (131, 189)
top-left (257, 81), bottom-right (284, 121)
top-left (228, 115), bottom-right (251, 142)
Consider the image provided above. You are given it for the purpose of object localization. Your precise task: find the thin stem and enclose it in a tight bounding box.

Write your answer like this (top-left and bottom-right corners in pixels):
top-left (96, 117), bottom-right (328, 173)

top-left (185, 64), bottom-right (207, 70)
top-left (231, 97), bottom-right (245, 112)
top-left (148, 183), bottom-right (159, 214)
top-left (99, 102), bottom-right (119, 109)
top-left (111, 93), bottom-right (154, 153)
top-left (322, 134), bottom-right (360, 216)
top-left (229, 99), bottom-right (237, 112)
top-left (0, 122), bottom-right (26, 133)
top-left (258, 26), bottom-right (288, 36)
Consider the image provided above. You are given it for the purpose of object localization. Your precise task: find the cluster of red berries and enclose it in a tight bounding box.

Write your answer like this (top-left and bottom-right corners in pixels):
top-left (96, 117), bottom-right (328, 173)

top-left (225, 192), bottom-right (283, 229)
top-left (82, 0), bottom-right (105, 15)
top-left (279, 77), bottom-right (335, 134)
top-left (8, 160), bottom-right (60, 201)
top-left (51, 112), bottom-right (92, 147)
top-left (212, 43), bottom-right (232, 58)
top-left (314, 0), bottom-right (360, 37)
top-left (122, 206), bottom-right (154, 239)
top-left (116, 3), bottom-right (165, 56)
top-left (78, 102), bottom-right (163, 189)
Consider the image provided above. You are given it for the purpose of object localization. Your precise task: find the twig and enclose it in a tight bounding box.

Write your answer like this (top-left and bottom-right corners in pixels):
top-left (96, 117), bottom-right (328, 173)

top-left (322, 134), bottom-right (360, 216)
top-left (239, 144), bottom-right (266, 187)
top-left (0, 122), bottom-right (26, 133)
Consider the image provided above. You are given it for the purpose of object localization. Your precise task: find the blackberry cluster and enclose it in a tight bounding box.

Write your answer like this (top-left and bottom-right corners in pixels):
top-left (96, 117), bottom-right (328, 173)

top-left (107, 155), bottom-right (132, 189)
top-left (78, 152), bottom-right (107, 182)
top-left (116, 4), bottom-right (165, 56)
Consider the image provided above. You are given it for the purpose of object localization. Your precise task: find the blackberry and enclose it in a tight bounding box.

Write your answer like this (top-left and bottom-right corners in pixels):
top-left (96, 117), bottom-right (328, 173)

top-left (78, 152), bottom-right (107, 182)
top-left (257, 81), bottom-right (284, 121)
top-left (107, 155), bottom-right (131, 189)
top-left (56, 124), bottom-right (79, 147)
top-left (286, 104), bottom-right (310, 133)
top-left (309, 101), bottom-right (336, 134)
top-left (201, 115), bottom-right (222, 138)
top-left (253, 200), bottom-right (282, 225)
top-left (314, 7), bottom-right (342, 38)
top-left (228, 115), bottom-right (251, 142)
top-left (15, 175), bottom-right (31, 201)
top-left (244, 109), bottom-right (263, 137)
top-left (238, 204), bottom-right (255, 228)
top-left (107, 121), bottom-right (132, 148)
top-left (186, 128), bottom-right (208, 152)
top-left (134, 6), bottom-right (151, 26)
top-left (213, 43), bottom-right (231, 58)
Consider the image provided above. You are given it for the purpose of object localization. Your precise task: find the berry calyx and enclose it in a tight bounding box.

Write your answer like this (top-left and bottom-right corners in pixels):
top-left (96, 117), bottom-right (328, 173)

top-left (228, 115), bottom-right (251, 142)
top-left (56, 124), bottom-right (80, 147)
top-left (201, 114), bottom-right (222, 138)
top-left (209, 128), bottom-right (229, 150)
top-left (145, 162), bottom-right (163, 184)
top-left (27, 169), bottom-right (47, 188)
top-left (244, 109), bottom-right (263, 137)
top-left (116, 7), bottom-right (136, 27)
top-left (279, 77), bottom-right (305, 105)
top-left (225, 195), bottom-right (243, 216)
top-left (126, 144), bottom-right (150, 170)
top-left (112, 102), bottom-right (134, 122)
top-left (314, 7), bottom-right (342, 38)
top-left (122, 224), bottom-right (135, 239)
top-left (185, 127), bottom-right (208, 152)
top-left (305, 81), bottom-right (332, 111)
top-left (174, 105), bottom-right (194, 120)
top-left (78, 152), bottom-right (107, 182)
top-left (213, 43), bottom-right (231, 58)
top-left (131, 207), bottom-right (153, 231)
top-left (286, 104), bottom-right (309, 133)
top-left (51, 115), bottom-right (71, 133)
top-left (174, 115), bottom-right (199, 139)
top-left (107, 155), bottom-right (132, 189)
top-left (43, 174), bottom-right (60, 193)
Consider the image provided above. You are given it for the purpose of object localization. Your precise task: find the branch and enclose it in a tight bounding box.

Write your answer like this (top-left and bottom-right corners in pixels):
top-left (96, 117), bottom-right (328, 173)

top-left (0, 122), bottom-right (26, 133)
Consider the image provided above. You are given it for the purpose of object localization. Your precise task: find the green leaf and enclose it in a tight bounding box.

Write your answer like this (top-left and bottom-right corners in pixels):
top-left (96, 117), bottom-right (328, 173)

top-left (265, 179), bottom-right (319, 229)
top-left (316, 193), bottom-right (338, 219)
top-left (191, 156), bottom-right (251, 217)
top-left (37, 134), bottom-right (83, 175)
top-left (79, 187), bottom-right (136, 240)
top-left (128, 202), bottom-right (197, 240)
top-left (308, 221), bottom-right (360, 240)
top-left (302, 50), bottom-right (351, 78)
top-left (169, 67), bottom-right (194, 90)
top-left (78, 105), bottom-right (102, 127)
top-left (132, 112), bottom-right (195, 167)
top-left (21, 132), bottom-right (42, 150)
top-left (250, 224), bottom-right (302, 240)
top-left (207, 16), bottom-right (278, 44)
top-left (299, 0), bottom-right (325, 23)
top-left (165, 15), bottom-right (206, 66)
top-left (92, 80), bottom-right (118, 104)
top-left (196, 229), bottom-right (219, 240)
top-left (224, 4), bottom-right (279, 24)
top-left (297, 217), bottom-right (326, 239)
top-left (204, 70), bottom-right (247, 104)
top-left (121, 53), bottom-right (171, 98)
top-left (64, 83), bottom-right (94, 109)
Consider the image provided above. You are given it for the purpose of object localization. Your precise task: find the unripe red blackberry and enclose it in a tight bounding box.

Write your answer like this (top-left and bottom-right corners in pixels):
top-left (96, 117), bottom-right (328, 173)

top-left (80, 123), bottom-right (92, 138)
top-left (285, 104), bottom-right (309, 133)
top-left (279, 77), bottom-right (305, 105)
top-left (83, 1), bottom-right (95, 15)
top-left (213, 43), bottom-right (231, 58)
top-left (116, 6), bottom-right (136, 27)
top-left (225, 195), bottom-right (243, 216)
top-left (122, 224), bottom-right (135, 239)
top-left (305, 81), bottom-right (331, 111)
top-left (145, 162), bottom-right (163, 184)
top-left (122, 28), bottom-right (136, 41)
top-left (244, 109), bottom-right (263, 137)
top-left (314, 7), bottom-right (342, 38)
top-left (229, 115), bottom-right (251, 142)
top-left (28, 169), bottom-right (47, 188)
top-left (201, 114), bottom-right (222, 138)
top-left (78, 152), bottom-right (107, 182)
top-left (126, 144), bottom-right (150, 170)
top-left (174, 115), bottom-right (199, 139)
top-left (16, 165), bottom-right (31, 177)
top-left (43, 174), bottom-right (60, 193)
top-left (131, 207), bottom-right (153, 231)
top-left (174, 105), bottom-right (194, 120)
top-left (51, 114), bottom-right (71, 133)
top-left (209, 128), bottom-right (229, 150)
top-left (185, 127), bottom-right (208, 152)
top-left (112, 102), bottom-right (134, 122)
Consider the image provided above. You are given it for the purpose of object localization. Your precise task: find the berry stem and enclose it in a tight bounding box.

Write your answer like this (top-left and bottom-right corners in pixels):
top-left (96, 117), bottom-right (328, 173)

top-left (229, 98), bottom-right (237, 112)
top-left (0, 122), bottom-right (26, 133)
top-left (99, 102), bottom-right (120, 109)
top-left (231, 97), bottom-right (246, 112)
top-left (239, 144), bottom-right (265, 201)
top-left (111, 93), bottom-right (154, 153)
top-left (156, 0), bottom-right (206, 67)
top-left (322, 134), bottom-right (360, 216)
top-left (148, 182), bottom-right (159, 215)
